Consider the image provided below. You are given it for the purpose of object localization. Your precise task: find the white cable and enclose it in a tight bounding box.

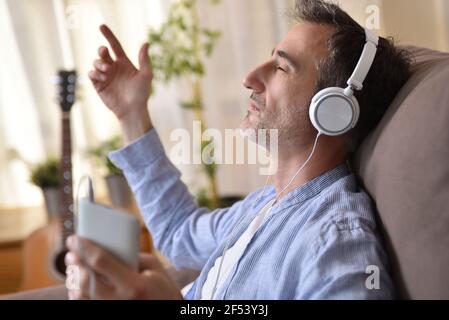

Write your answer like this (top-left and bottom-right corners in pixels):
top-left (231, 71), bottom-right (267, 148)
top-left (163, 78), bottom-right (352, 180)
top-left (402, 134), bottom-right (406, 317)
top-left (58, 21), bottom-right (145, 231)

top-left (209, 132), bottom-right (321, 300)
top-left (74, 175), bottom-right (96, 300)
top-left (272, 133), bottom-right (322, 205)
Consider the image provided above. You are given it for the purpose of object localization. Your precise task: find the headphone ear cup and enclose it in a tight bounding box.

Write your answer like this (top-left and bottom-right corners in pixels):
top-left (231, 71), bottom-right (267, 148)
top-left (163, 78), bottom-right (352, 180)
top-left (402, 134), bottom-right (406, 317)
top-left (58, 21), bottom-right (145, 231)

top-left (309, 87), bottom-right (359, 136)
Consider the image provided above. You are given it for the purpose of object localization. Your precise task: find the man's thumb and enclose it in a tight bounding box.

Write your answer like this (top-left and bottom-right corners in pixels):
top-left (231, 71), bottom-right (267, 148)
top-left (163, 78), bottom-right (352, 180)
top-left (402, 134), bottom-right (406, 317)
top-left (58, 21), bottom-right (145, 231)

top-left (138, 43), bottom-right (151, 73)
top-left (139, 254), bottom-right (163, 272)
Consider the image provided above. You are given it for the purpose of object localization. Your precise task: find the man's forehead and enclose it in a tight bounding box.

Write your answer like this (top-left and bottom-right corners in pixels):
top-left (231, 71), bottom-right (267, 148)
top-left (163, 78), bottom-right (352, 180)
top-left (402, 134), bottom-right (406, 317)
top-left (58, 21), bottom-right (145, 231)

top-left (275, 22), bottom-right (333, 63)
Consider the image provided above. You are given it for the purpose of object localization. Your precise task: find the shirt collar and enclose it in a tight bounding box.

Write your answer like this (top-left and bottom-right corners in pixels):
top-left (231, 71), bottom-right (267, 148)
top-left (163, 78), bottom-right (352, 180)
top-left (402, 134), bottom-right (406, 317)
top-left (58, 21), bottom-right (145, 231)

top-left (257, 163), bottom-right (350, 213)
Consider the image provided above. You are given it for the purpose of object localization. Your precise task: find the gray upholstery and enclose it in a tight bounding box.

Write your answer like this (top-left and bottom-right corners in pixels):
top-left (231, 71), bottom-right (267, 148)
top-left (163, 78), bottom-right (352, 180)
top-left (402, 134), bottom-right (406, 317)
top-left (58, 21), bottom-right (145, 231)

top-left (354, 46), bottom-right (449, 299)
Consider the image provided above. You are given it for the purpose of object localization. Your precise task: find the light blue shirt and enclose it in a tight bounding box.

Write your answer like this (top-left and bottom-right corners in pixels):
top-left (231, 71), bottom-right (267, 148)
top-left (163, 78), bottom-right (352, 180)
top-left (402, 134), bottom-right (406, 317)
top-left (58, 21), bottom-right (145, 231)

top-left (109, 129), bottom-right (395, 300)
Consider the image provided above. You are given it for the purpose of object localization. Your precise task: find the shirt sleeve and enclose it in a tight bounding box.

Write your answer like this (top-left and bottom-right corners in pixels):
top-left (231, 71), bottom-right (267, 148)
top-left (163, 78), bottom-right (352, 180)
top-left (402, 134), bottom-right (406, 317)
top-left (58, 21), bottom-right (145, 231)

top-left (297, 222), bottom-right (396, 300)
top-left (108, 129), bottom-right (241, 270)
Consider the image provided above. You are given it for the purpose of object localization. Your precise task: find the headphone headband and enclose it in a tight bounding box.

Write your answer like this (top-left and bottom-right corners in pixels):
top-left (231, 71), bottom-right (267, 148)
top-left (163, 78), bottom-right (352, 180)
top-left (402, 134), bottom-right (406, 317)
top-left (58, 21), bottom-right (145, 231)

top-left (346, 28), bottom-right (379, 92)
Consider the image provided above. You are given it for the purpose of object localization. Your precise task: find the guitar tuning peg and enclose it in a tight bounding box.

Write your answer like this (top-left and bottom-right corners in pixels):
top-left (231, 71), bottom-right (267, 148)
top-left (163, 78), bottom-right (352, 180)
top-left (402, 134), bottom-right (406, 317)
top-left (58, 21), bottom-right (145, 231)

top-left (67, 84), bottom-right (75, 93)
top-left (68, 74), bottom-right (77, 84)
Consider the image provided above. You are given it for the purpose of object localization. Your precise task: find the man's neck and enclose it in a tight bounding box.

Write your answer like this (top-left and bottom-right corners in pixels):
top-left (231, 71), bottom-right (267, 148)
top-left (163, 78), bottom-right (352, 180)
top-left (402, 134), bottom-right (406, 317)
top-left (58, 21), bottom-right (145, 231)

top-left (272, 135), bottom-right (347, 202)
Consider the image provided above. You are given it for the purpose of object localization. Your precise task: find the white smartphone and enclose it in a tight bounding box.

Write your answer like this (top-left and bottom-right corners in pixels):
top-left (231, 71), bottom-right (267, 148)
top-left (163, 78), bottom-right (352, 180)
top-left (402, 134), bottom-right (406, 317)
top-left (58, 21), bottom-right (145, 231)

top-left (76, 198), bottom-right (140, 270)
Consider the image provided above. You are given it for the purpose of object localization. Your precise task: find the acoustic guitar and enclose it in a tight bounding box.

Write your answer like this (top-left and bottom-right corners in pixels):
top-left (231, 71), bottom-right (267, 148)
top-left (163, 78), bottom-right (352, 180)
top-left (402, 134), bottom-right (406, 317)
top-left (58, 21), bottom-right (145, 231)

top-left (20, 71), bottom-right (152, 291)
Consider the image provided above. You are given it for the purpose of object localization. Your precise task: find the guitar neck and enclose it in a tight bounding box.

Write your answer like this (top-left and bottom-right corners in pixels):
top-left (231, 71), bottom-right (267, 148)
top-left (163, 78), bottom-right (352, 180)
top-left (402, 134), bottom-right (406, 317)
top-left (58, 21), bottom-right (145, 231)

top-left (59, 112), bottom-right (74, 247)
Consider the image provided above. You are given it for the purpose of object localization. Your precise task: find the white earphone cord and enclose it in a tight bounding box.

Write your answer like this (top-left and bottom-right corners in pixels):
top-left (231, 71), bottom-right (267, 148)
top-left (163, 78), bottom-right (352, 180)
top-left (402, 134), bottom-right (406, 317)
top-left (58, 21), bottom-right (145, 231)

top-left (273, 132), bottom-right (322, 204)
top-left (209, 132), bottom-right (321, 299)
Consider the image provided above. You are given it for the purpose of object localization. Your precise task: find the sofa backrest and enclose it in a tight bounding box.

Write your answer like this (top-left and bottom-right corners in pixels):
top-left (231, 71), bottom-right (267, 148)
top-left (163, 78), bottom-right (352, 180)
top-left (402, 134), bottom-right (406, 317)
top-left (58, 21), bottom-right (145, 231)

top-left (354, 47), bottom-right (449, 299)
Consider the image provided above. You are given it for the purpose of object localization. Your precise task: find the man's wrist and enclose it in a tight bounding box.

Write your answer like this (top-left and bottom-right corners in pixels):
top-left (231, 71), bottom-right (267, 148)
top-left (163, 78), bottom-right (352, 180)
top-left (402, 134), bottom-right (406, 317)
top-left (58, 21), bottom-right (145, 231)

top-left (119, 108), bottom-right (154, 146)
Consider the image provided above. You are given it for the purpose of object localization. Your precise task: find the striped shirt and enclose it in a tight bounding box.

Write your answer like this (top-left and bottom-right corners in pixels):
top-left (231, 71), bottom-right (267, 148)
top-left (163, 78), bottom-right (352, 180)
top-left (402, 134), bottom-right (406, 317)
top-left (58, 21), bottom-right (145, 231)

top-left (201, 198), bottom-right (276, 300)
top-left (109, 129), bottom-right (395, 300)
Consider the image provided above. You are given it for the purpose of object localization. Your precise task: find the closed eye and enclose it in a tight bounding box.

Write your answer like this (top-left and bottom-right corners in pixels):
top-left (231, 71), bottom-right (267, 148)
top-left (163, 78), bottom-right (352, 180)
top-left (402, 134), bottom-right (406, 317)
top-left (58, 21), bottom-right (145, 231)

top-left (276, 66), bottom-right (286, 72)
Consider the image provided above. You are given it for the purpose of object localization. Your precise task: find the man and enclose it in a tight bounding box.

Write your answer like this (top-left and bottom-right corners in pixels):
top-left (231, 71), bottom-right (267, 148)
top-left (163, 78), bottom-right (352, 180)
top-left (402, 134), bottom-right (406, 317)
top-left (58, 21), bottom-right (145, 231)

top-left (66, 0), bottom-right (410, 300)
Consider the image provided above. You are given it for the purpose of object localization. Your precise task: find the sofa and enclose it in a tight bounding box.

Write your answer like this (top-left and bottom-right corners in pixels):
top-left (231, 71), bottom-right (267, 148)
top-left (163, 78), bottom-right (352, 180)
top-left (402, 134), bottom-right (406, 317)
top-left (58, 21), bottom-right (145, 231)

top-left (353, 46), bottom-right (449, 299)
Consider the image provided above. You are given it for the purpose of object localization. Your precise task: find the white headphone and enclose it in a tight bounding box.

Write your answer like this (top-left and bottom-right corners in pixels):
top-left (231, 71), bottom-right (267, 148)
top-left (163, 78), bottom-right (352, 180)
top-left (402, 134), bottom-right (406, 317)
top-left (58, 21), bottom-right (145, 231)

top-left (309, 28), bottom-right (379, 136)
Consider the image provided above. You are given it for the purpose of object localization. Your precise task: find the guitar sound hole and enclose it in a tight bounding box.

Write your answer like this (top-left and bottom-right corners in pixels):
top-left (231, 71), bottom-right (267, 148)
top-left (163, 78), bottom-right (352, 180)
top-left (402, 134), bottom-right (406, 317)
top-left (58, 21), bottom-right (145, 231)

top-left (54, 249), bottom-right (68, 278)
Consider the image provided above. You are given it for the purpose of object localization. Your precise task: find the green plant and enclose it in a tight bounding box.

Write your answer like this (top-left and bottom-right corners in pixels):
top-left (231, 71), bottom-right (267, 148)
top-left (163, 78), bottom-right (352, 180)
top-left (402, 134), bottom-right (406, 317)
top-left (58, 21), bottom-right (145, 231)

top-left (149, 0), bottom-right (222, 208)
top-left (149, 0), bottom-right (221, 84)
top-left (30, 157), bottom-right (60, 189)
top-left (88, 136), bottom-right (123, 176)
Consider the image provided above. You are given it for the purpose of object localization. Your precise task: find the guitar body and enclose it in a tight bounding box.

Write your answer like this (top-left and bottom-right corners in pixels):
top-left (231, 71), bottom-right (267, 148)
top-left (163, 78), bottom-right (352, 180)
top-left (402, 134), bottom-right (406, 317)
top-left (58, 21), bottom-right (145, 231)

top-left (20, 220), bottom-right (64, 290)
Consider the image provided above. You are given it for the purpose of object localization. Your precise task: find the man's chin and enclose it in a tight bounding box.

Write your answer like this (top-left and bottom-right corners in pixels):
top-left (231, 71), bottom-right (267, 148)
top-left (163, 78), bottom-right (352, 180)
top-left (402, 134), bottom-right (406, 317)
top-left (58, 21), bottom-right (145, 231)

top-left (239, 117), bottom-right (260, 143)
top-left (239, 114), bottom-right (258, 131)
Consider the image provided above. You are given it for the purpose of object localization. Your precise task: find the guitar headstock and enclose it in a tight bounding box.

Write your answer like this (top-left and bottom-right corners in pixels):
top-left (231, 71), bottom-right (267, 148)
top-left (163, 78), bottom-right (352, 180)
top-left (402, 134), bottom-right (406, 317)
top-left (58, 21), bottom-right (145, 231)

top-left (56, 70), bottom-right (77, 112)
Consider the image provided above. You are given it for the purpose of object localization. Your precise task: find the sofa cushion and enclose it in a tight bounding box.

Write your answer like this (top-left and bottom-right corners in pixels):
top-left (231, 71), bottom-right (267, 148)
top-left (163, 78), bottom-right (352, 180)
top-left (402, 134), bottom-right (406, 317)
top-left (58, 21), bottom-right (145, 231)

top-left (353, 46), bottom-right (449, 299)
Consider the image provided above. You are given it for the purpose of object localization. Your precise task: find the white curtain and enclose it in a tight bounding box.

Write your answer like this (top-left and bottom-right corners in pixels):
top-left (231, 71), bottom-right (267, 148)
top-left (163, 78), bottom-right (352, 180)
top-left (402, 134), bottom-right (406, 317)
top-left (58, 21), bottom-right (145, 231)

top-left (0, 0), bottom-right (290, 208)
top-left (0, 0), bottom-right (169, 207)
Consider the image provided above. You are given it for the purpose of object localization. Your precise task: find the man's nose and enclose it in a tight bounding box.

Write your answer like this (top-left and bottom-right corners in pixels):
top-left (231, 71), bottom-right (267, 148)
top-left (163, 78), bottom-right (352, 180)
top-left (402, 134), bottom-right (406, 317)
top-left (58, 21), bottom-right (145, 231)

top-left (242, 66), bottom-right (265, 93)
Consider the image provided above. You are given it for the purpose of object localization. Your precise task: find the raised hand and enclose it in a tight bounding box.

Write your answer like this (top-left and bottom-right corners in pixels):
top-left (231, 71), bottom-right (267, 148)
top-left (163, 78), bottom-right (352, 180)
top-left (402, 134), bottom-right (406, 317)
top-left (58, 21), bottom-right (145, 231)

top-left (89, 25), bottom-right (153, 120)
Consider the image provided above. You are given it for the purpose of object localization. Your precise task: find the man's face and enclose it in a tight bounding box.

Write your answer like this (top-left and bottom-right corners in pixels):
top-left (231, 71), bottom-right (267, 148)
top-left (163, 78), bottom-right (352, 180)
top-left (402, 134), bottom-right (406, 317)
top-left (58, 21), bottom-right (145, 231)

top-left (240, 22), bottom-right (334, 146)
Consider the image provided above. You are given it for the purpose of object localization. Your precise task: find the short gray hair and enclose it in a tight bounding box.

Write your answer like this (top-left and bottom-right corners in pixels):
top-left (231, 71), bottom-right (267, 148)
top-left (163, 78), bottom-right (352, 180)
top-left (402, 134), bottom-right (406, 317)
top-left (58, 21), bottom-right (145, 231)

top-left (294, 0), bottom-right (411, 152)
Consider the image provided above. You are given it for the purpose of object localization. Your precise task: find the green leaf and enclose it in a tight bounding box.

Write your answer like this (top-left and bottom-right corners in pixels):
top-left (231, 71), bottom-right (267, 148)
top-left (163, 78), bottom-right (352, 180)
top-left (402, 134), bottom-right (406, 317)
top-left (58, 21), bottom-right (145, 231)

top-left (148, 0), bottom-right (221, 82)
